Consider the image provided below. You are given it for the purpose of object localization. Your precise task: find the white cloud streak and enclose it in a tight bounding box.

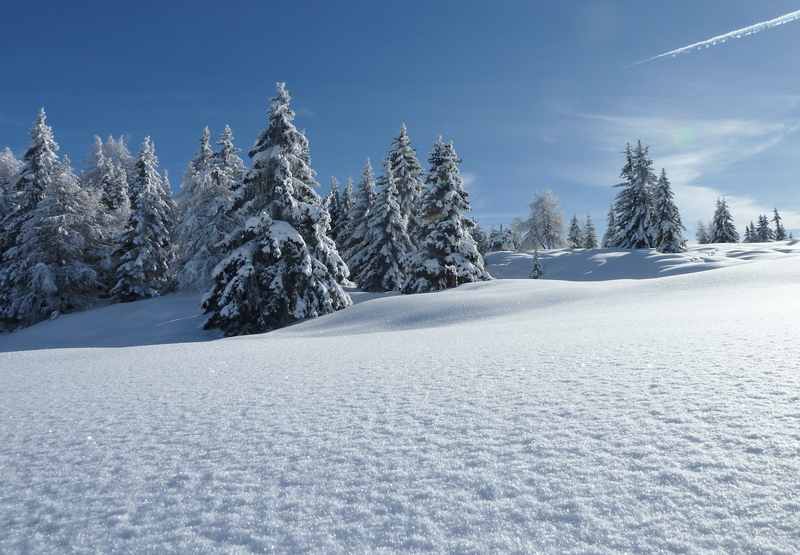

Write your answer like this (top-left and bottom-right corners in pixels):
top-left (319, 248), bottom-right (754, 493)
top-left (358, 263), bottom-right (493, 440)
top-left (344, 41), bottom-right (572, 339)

top-left (636, 9), bottom-right (800, 65)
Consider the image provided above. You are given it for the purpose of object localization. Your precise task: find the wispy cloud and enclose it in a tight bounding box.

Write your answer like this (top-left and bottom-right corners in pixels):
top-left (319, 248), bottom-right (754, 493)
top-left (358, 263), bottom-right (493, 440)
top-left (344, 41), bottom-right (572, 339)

top-left (636, 9), bottom-right (800, 65)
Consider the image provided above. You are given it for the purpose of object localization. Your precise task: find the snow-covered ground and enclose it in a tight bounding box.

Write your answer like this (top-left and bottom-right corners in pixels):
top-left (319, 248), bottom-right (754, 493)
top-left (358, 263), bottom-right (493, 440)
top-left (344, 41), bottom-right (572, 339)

top-left (2, 244), bottom-right (800, 552)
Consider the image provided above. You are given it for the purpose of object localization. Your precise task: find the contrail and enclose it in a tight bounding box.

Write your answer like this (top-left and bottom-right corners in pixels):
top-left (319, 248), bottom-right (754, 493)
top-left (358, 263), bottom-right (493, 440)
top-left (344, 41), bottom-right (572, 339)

top-left (635, 8), bottom-right (800, 65)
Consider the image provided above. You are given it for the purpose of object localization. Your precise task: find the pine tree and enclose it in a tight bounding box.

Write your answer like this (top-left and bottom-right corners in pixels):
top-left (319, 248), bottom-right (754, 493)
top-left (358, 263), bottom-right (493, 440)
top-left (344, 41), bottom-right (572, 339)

top-left (613, 141), bottom-right (657, 249)
top-left (348, 159), bottom-right (414, 292)
top-left (175, 128), bottom-right (237, 290)
top-left (402, 138), bottom-right (491, 294)
top-left (111, 137), bottom-right (176, 301)
top-left (743, 222), bottom-right (755, 243)
top-left (601, 205), bottom-right (617, 247)
top-left (583, 215), bottom-right (598, 249)
top-left (773, 209), bottom-right (786, 241)
top-left (333, 177), bottom-right (354, 248)
top-left (567, 215), bottom-right (583, 248)
top-left (202, 82), bottom-right (351, 336)
top-left (756, 214), bottom-right (774, 242)
top-left (652, 169), bottom-right (685, 252)
top-left (0, 147), bottom-right (22, 223)
top-left (388, 123), bottom-right (424, 242)
top-left (529, 249), bottom-right (544, 279)
top-left (325, 176), bottom-right (343, 242)
top-left (342, 159), bottom-right (376, 275)
top-left (710, 198), bottom-right (739, 243)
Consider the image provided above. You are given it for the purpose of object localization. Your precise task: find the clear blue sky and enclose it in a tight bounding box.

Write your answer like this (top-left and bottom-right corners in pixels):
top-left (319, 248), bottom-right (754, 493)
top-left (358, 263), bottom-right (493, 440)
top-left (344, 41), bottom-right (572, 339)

top-left (2, 0), bottom-right (799, 232)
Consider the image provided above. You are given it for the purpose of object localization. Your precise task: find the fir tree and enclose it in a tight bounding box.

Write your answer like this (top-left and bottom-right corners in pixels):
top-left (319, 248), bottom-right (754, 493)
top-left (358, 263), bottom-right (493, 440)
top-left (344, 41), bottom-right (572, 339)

top-left (601, 204), bottom-right (617, 247)
top-left (773, 209), bottom-right (786, 241)
top-left (756, 214), bottom-right (774, 242)
top-left (710, 198), bottom-right (739, 243)
top-left (652, 168), bottom-right (685, 252)
top-left (0, 147), bottom-right (22, 223)
top-left (111, 137), bottom-right (176, 301)
top-left (743, 222), bottom-right (755, 243)
top-left (342, 159), bottom-right (377, 275)
top-left (567, 215), bottom-right (583, 249)
top-left (583, 215), bottom-right (598, 249)
top-left (388, 123), bottom-right (424, 242)
top-left (613, 141), bottom-right (657, 249)
top-left (325, 176), bottom-right (343, 242)
top-left (333, 177), bottom-right (354, 248)
top-left (402, 138), bottom-right (491, 294)
top-left (202, 82), bottom-right (351, 336)
top-left (529, 249), bottom-right (544, 279)
top-left (348, 159), bottom-right (414, 292)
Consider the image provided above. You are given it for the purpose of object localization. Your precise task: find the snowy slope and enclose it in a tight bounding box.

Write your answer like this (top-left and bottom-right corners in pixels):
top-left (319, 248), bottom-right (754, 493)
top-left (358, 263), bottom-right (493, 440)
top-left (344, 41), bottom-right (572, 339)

top-left (2, 247), bottom-right (800, 552)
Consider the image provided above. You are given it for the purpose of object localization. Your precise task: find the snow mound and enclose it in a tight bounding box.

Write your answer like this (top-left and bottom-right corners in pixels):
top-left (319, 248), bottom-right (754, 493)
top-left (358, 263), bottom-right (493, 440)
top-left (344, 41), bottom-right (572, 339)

top-left (486, 240), bottom-right (800, 280)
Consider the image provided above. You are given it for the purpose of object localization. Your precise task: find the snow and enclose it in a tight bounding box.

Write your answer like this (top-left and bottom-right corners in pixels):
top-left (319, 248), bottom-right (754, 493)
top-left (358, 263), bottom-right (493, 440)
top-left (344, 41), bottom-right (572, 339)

top-left (2, 243), bottom-right (800, 552)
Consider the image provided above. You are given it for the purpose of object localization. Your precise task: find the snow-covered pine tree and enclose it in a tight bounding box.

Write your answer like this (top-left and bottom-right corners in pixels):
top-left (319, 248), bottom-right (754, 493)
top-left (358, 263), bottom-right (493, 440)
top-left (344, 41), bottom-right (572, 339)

top-left (743, 222), bottom-right (754, 243)
top-left (601, 204), bottom-right (617, 247)
top-left (773, 208), bottom-right (786, 241)
top-left (325, 176), bottom-right (342, 241)
top-left (583, 215), bottom-right (598, 248)
top-left (652, 168), bottom-right (685, 252)
top-left (756, 214), bottom-right (774, 242)
top-left (348, 159), bottom-right (413, 292)
top-left (613, 141), bottom-right (657, 249)
top-left (567, 215), bottom-right (583, 248)
top-left (388, 123), bottom-right (424, 242)
top-left (710, 198), bottom-right (739, 243)
top-left (529, 249), bottom-right (544, 279)
top-left (333, 176), bottom-right (354, 248)
top-left (111, 137), bottom-right (176, 301)
top-left (342, 159), bottom-right (376, 275)
top-left (0, 147), bottom-right (22, 223)
top-left (696, 221), bottom-right (710, 244)
top-left (216, 125), bottom-right (246, 192)
top-left (175, 128), bottom-right (237, 290)
top-left (0, 155), bottom-right (103, 328)
top-left (202, 82), bottom-right (351, 336)
top-left (402, 138), bottom-right (491, 294)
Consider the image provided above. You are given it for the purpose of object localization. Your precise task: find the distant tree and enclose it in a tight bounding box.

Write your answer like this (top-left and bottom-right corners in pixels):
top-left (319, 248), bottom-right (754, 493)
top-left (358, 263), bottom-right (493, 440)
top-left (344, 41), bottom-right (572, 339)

top-left (402, 138), bottom-right (491, 293)
top-left (388, 123), bottom-right (424, 243)
top-left (471, 220), bottom-right (490, 254)
top-left (325, 176), bottom-right (343, 243)
top-left (652, 169), bottom-right (685, 252)
top-left (529, 249), bottom-right (544, 279)
top-left (583, 215), bottom-right (598, 249)
top-left (756, 213), bottom-right (774, 242)
top-left (743, 221), bottom-right (755, 243)
top-left (521, 190), bottom-right (564, 249)
top-left (333, 177), bottom-right (354, 249)
top-left (602, 204), bottom-right (617, 247)
top-left (488, 225), bottom-right (516, 251)
top-left (773, 208), bottom-right (786, 241)
top-left (613, 141), bottom-right (657, 249)
top-left (710, 198), bottom-right (739, 243)
top-left (342, 159), bottom-right (376, 276)
top-left (567, 215), bottom-right (583, 248)
top-left (112, 137), bottom-right (176, 301)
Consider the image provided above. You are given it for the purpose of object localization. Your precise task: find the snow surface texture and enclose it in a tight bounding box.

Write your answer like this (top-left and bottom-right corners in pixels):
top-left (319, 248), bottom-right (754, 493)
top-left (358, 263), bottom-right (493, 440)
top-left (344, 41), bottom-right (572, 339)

top-left (2, 243), bottom-right (800, 552)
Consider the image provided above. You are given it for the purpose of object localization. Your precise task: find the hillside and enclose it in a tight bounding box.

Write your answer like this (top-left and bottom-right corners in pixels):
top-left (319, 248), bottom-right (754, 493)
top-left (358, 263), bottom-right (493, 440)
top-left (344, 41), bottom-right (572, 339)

top-left (1, 244), bottom-right (799, 552)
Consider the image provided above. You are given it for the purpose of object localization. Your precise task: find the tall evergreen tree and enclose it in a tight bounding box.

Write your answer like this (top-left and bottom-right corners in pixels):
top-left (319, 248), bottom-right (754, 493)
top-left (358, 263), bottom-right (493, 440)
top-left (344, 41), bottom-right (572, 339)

top-left (756, 214), bottom-right (774, 242)
top-left (325, 176), bottom-right (343, 242)
top-left (567, 215), bottom-right (583, 248)
top-left (773, 208), bottom-right (786, 241)
top-left (0, 147), bottom-right (23, 223)
top-left (743, 222), bottom-right (755, 243)
top-left (613, 141), bottom-right (657, 249)
top-left (333, 177), bottom-right (354, 249)
top-left (202, 82), bottom-right (351, 336)
top-left (388, 123), bottom-right (424, 242)
top-left (402, 138), bottom-right (491, 294)
top-left (601, 204), bottom-right (617, 247)
top-left (583, 215), bottom-right (598, 249)
top-left (348, 159), bottom-right (414, 292)
top-left (652, 169), bottom-right (685, 252)
top-left (111, 137), bottom-right (176, 301)
top-left (710, 198), bottom-right (739, 243)
top-left (342, 159), bottom-right (376, 275)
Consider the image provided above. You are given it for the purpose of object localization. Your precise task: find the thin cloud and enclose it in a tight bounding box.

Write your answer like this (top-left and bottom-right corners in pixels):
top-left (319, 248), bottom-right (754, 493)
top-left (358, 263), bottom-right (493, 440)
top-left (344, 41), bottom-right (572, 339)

top-left (635, 8), bottom-right (800, 65)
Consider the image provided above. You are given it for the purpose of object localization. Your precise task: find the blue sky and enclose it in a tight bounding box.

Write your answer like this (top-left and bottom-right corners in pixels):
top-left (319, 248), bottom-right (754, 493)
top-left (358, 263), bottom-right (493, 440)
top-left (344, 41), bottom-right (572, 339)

top-left (1, 0), bottom-right (799, 232)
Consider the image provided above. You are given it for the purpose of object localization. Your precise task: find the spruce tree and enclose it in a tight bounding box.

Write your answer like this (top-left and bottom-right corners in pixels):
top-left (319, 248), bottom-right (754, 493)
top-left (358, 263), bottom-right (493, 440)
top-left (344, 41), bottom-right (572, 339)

top-left (652, 168), bottom-right (685, 252)
top-left (743, 222), bottom-right (755, 243)
top-left (613, 141), bottom-right (657, 249)
top-left (756, 214), bottom-right (774, 242)
top-left (202, 82), bottom-right (351, 336)
top-left (348, 159), bottom-right (413, 292)
top-left (333, 177), bottom-right (354, 249)
top-left (710, 198), bottom-right (739, 243)
top-left (325, 176), bottom-right (342, 242)
top-left (601, 205), bottom-right (616, 247)
top-left (0, 147), bottom-right (22, 223)
top-left (388, 123), bottom-right (424, 242)
top-left (342, 159), bottom-right (376, 275)
top-left (773, 209), bottom-right (786, 241)
top-left (583, 215), bottom-right (598, 249)
top-left (567, 215), bottom-right (583, 248)
top-left (112, 137), bottom-right (176, 301)
top-left (402, 138), bottom-right (491, 294)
